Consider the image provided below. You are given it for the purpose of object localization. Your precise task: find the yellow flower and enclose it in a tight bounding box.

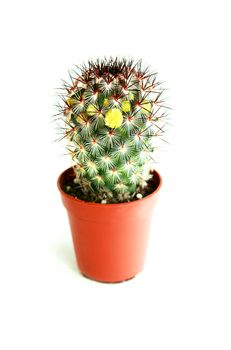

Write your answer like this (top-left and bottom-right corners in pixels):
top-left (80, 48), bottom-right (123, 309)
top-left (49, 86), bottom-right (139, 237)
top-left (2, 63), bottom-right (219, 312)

top-left (67, 98), bottom-right (76, 107)
top-left (87, 104), bottom-right (97, 115)
top-left (141, 100), bottom-right (152, 115)
top-left (105, 108), bottom-right (123, 129)
top-left (121, 100), bottom-right (131, 113)
top-left (103, 98), bottom-right (110, 107)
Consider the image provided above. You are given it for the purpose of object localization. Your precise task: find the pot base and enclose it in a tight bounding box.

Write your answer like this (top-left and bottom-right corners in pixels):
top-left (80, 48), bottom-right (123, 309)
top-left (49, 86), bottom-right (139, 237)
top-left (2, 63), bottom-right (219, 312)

top-left (82, 273), bottom-right (136, 284)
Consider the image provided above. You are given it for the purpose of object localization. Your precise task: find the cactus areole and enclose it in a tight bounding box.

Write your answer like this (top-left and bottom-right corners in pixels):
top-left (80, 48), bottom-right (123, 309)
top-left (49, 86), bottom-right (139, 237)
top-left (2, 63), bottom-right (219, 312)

top-left (56, 57), bottom-right (168, 282)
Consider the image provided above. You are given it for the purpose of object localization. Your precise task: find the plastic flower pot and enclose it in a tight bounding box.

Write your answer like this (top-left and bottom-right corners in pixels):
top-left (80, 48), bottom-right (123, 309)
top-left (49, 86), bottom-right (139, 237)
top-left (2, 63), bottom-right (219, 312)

top-left (57, 167), bottom-right (162, 283)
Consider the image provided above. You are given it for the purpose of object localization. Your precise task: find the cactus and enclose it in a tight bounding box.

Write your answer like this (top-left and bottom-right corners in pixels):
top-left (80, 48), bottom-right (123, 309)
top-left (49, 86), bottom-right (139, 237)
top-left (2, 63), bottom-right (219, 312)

top-left (55, 57), bottom-right (168, 203)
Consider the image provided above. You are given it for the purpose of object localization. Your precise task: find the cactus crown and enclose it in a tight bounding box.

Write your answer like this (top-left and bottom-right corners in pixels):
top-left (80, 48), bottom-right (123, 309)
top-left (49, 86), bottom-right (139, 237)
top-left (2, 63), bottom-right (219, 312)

top-left (55, 57), bottom-right (168, 203)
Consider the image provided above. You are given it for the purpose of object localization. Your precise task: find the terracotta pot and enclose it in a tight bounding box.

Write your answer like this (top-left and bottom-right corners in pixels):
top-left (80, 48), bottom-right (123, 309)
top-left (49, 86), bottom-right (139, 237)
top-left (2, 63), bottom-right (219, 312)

top-left (57, 167), bottom-right (162, 283)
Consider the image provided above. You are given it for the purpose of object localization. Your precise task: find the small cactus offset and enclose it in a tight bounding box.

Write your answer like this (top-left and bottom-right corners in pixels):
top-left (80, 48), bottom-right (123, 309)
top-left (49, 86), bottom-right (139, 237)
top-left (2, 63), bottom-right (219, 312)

top-left (55, 57), bottom-right (168, 203)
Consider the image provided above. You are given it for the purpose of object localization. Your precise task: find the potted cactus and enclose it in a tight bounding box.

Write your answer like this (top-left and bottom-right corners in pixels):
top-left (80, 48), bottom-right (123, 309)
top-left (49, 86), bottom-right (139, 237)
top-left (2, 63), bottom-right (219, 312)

top-left (55, 57), bottom-right (168, 282)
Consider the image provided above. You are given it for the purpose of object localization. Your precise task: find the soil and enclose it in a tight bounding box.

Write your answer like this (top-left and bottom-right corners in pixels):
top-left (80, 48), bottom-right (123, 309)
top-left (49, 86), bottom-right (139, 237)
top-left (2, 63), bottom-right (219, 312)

top-left (62, 171), bottom-right (158, 204)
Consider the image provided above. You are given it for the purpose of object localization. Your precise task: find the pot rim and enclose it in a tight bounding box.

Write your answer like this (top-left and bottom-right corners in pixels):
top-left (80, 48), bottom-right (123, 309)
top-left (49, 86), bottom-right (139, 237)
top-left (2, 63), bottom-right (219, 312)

top-left (57, 167), bottom-right (162, 208)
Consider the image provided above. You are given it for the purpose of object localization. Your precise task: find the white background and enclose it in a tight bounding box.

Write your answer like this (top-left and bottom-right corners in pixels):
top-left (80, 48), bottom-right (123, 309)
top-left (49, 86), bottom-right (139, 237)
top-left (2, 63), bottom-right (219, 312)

top-left (0, 0), bottom-right (230, 349)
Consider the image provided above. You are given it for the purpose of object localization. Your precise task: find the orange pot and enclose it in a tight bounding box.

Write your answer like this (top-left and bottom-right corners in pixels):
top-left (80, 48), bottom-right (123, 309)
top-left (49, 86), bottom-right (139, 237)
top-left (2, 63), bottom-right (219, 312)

top-left (57, 167), bottom-right (162, 283)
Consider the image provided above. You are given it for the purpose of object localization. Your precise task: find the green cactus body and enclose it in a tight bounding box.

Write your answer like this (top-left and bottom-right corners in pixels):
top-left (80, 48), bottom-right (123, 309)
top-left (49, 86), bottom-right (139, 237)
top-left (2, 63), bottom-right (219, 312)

top-left (57, 58), bottom-right (167, 203)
